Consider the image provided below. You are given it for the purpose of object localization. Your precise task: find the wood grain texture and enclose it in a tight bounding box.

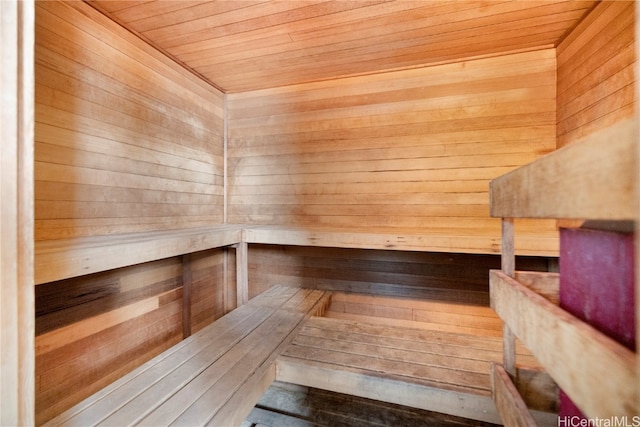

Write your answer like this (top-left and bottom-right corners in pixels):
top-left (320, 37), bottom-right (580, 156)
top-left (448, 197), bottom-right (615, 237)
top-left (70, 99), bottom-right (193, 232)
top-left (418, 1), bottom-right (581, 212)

top-left (43, 287), bottom-right (329, 427)
top-left (490, 270), bottom-right (637, 418)
top-left (87, 0), bottom-right (596, 92)
top-left (490, 118), bottom-right (637, 220)
top-left (247, 244), bottom-right (551, 307)
top-left (490, 363), bottom-right (538, 427)
top-left (277, 315), bottom-right (551, 424)
top-left (244, 223), bottom-right (558, 256)
top-left (35, 0), bottom-right (224, 241)
top-left (35, 250), bottom-right (226, 424)
top-left (325, 291), bottom-right (505, 338)
top-left (34, 224), bottom-right (243, 285)
top-left (0, 1), bottom-right (35, 425)
top-left (249, 381), bottom-right (498, 427)
top-left (557, 0), bottom-right (636, 148)
top-left (228, 50), bottom-right (558, 255)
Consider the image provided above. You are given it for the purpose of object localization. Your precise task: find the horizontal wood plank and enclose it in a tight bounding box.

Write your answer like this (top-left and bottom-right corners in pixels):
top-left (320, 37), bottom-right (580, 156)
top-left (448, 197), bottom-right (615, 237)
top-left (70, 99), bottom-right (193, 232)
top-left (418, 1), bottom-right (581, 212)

top-left (35, 0), bottom-right (225, 242)
top-left (44, 287), bottom-right (330, 427)
top-left (490, 363), bottom-right (538, 427)
top-left (35, 225), bottom-right (244, 284)
top-left (490, 270), bottom-right (637, 418)
top-left (490, 118), bottom-right (637, 220)
top-left (276, 356), bottom-right (502, 424)
top-left (243, 224), bottom-right (558, 256)
top-left (89, 0), bottom-right (596, 91)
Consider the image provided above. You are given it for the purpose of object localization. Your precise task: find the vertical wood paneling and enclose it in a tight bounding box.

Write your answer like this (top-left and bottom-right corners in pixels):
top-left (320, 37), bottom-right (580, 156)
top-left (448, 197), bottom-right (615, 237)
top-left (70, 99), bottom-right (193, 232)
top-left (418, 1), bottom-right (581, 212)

top-left (0, 1), bottom-right (35, 425)
top-left (557, 1), bottom-right (636, 148)
top-left (35, 249), bottom-right (226, 424)
top-left (227, 50), bottom-right (557, 244)
top-left (35, 0), bottom-right (225, 240)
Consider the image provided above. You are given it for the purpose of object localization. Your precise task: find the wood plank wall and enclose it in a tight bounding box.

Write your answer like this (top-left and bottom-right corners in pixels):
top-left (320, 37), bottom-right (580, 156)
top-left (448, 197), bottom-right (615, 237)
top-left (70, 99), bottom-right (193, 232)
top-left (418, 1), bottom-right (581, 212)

top-left (557, 0), bottom-right (636, 148)
top-left (34, 249), bottom-right (227, 424)
top-left (229, 49), bottom-right (558, 304)
top-left (227, 49), bottom-right (556, 235)
top-left (248, 245), bottom-right (550, 308)
top-left (34, 1), bottom-right (227, 423)
top-left (35, 0), bottom-right (225, 240)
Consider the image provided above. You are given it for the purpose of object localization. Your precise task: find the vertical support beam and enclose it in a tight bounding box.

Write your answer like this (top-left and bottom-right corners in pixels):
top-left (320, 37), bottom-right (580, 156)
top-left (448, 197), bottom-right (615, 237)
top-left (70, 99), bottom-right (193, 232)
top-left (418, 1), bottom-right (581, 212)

top-left (223, 93), bottom-right (228, 224)
top-left (502, 218), bottom-right (517, 377)
top-left (182, 254), bottom-right (192, 339)
top-left (501, 218), bottom-right (515, 277)
top-left (635, 0), bottom-right (640, 415)
top-left (0, 1), bottom-right (35, 425)
top-left (236, 242), bottom-right (249, 306)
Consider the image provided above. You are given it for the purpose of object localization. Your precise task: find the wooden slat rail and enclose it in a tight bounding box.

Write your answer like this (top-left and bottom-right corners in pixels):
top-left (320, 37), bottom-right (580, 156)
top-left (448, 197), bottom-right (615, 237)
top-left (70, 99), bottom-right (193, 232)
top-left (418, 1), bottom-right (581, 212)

top-left (275, 316), bottom-right (557, 425)
top-left (490, 270), bottom-right (637, 418)
top-left (488, 118), bottom-right (639, 425)
top-left (44, 286), bottom-right (331, 427)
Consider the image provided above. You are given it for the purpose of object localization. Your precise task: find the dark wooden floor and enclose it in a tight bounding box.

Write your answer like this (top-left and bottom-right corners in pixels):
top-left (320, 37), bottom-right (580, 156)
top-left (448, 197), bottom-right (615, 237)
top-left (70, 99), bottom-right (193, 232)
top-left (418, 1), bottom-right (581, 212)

top-left (242, 381), bottom-right (499, 427)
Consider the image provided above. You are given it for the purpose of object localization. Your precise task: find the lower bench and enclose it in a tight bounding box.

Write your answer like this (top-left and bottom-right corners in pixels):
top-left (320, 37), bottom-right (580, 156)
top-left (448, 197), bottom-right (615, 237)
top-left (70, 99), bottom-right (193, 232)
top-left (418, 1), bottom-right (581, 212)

top-left (44, 286), bottom-right (330, 427)
top-left (276, 316), bottom-right (557, 425)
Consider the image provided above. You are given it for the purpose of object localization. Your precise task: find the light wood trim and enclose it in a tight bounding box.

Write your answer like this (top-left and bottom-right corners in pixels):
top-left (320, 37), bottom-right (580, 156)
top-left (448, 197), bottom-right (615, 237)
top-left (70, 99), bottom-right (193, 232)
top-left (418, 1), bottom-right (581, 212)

top-left (490, 270), bottom-right (637, 418)
top-left (236, 241), bottom-right (249, 305)
top-left (490, 118), bottom-right (638, 220)
top-left (182, 254), bottom-right (192, 339)
top-left (490, 363), bottom-right (538, 427)
top-left (0, 1), bottom-right (35, 425)
top-left (243, 225), bottom-right (558, 256)
top-left (34, 225), bottom-right (244, 285)
top-left (35, 223), bottom-right (557, 288)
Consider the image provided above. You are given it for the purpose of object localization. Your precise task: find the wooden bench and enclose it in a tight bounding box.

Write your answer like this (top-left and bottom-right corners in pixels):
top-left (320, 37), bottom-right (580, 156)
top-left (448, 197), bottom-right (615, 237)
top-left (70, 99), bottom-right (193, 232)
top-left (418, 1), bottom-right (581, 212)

top-left (34, 223), bottom-right (559, 425)
top-left (43, 286), bottom-right (331, 427)
top-left (489, 119), bottom-right (638, 424)
top-left (35, 224), bottom-right (559, 287)
top-left (275, 311), bottom-right (557, 425)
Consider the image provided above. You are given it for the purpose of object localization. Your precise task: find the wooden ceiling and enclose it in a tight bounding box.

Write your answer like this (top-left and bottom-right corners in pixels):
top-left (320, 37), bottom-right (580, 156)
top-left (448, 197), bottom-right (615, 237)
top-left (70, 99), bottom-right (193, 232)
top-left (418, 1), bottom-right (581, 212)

top-left (87, 0), bottom-right (598, 93)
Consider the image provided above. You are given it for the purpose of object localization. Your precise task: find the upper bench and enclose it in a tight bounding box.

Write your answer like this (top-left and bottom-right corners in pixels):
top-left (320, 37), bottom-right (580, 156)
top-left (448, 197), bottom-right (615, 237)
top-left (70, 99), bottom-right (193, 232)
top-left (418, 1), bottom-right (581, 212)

top-left (35, 222), bottom-right (560, 285)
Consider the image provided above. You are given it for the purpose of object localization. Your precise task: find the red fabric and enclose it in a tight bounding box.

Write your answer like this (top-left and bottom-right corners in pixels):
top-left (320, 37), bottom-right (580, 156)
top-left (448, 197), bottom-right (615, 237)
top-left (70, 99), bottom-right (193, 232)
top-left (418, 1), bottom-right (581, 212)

top-left (558, 227), bottom-right (635, 418)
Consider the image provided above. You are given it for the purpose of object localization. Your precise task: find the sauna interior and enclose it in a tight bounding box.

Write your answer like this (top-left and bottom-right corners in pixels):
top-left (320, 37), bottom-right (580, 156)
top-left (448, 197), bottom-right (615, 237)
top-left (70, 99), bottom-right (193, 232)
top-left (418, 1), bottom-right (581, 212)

top-left (2, 0), bottom-right (638, 425)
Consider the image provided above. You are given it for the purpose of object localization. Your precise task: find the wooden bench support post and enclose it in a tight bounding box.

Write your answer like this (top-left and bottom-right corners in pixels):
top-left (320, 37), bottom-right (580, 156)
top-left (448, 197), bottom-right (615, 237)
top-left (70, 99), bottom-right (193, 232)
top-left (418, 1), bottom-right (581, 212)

top-left (491, 363), bottom-right (538, 427)
top-left (182, 254), bottom-right (192, 339)
top-left (236, 242), bottom-right (249, 306)
top-left (501, 218), bottom-right (517, 377)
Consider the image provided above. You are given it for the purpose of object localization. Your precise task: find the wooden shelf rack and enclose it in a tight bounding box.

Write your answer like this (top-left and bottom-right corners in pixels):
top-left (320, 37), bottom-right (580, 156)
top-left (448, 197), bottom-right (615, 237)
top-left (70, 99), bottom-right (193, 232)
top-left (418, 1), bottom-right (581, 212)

top-left (488, 118), bottom-right (639, 424)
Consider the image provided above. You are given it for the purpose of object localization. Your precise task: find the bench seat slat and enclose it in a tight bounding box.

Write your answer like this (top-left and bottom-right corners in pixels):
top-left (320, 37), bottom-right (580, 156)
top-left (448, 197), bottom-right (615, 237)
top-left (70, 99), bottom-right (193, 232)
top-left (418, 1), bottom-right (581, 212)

top-left (276, 315), bottom-right (554, 424)
top-left (290, 333), bottom-right (495, 375)
top-left (45, 286), bottom-right (330, 427)
top-left (282, 339), bottom-right (490, 394)
top-left (140, 310), bottom-right (304, 426)
top-left (45, 302), bottom-right (274, 426)
top-left (297, 319), bottom-right (539, 367)
top-left (93, 308), bottom-right (275, 426)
